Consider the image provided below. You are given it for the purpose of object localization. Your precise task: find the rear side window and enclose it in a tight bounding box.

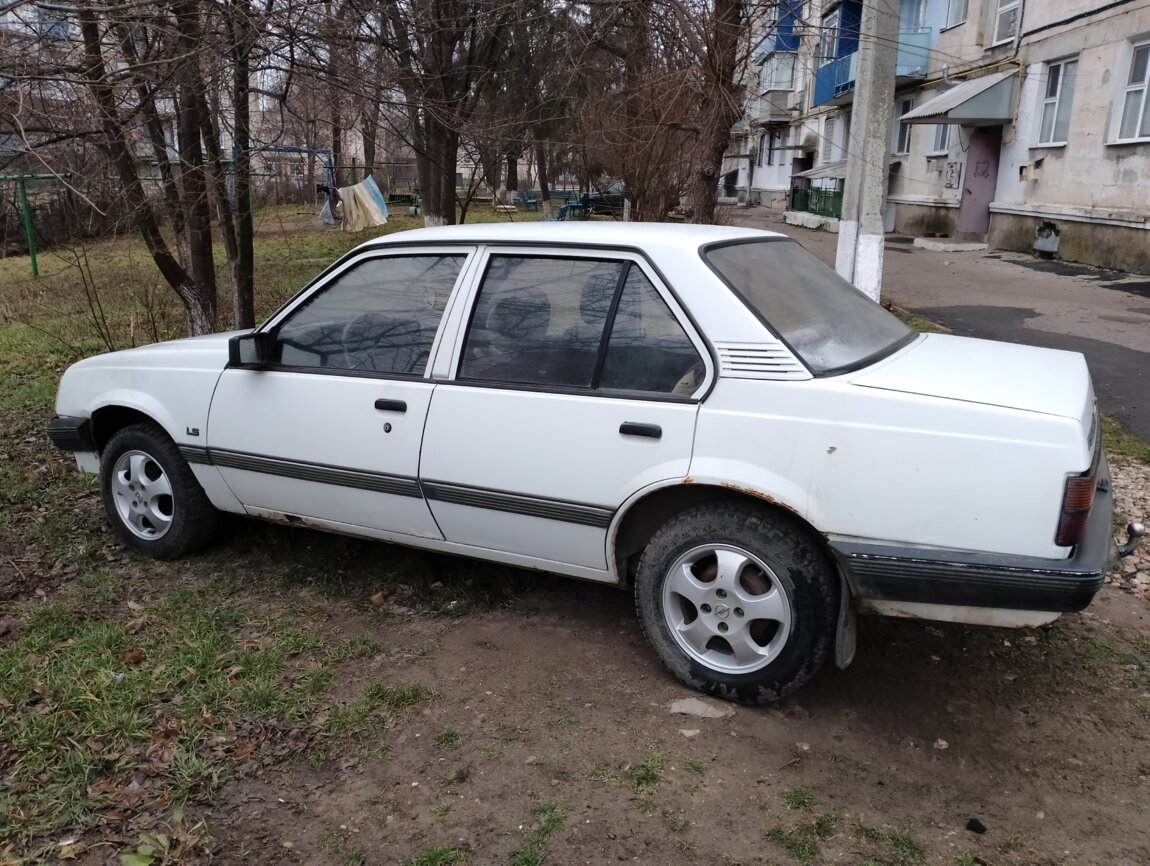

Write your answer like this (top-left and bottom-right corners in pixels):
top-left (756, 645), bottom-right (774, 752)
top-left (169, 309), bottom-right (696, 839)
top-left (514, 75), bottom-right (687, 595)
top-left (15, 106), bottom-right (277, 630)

top-left (703, 240), bottom-right (913, 375)
top-left (274, 254), bottom-right (464, 375)
top-left (459, 255), bottom-right (703, 396)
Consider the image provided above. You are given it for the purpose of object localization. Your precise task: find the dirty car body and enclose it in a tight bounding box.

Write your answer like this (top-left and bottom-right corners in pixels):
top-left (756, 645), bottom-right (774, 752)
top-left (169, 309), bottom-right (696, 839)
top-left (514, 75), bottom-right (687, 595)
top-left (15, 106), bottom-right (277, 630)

top-left (48, 223), bottom-right (1127, 703)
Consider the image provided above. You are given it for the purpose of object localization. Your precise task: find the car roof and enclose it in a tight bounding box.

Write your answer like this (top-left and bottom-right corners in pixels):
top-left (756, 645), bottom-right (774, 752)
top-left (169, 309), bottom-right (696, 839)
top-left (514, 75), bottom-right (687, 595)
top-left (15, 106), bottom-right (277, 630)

top-left (358, 221), bottom-right (788, 255)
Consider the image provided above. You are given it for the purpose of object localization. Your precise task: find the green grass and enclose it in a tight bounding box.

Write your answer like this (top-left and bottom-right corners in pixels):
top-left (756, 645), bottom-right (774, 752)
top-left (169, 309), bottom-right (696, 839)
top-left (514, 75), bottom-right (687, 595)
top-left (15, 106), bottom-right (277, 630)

top-left (766, 811), bottom-right (839, 865)
top-left (407, 847), bottom-right (465, 866)
top-left (856, 823), bottom-right (928, 865)
top-left (436, 728), bottom-right (462, 750)
top-left (510, 801), bottom-right (567, 866)
top-left (1101, 414), bottom-right (1150, 466)
top-left (629, 748), bottom-right (669, 796)
top-left (887, 304), bottom-right (950, 334)
top-left (781, 786), bottom-right (817, 811)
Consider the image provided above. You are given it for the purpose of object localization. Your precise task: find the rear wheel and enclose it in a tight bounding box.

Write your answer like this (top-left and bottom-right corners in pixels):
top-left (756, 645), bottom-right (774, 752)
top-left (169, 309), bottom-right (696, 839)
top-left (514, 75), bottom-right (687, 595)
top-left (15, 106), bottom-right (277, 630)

top-left (100, 424), bottom-right (219, 559)
top-left (635, 503), bottom-right (838, 703)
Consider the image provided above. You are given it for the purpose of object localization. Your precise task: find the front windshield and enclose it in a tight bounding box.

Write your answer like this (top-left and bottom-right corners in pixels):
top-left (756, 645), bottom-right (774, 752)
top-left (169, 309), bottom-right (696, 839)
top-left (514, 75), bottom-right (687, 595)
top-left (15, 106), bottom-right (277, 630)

top-left (703, 239), bottom-right (914, 375)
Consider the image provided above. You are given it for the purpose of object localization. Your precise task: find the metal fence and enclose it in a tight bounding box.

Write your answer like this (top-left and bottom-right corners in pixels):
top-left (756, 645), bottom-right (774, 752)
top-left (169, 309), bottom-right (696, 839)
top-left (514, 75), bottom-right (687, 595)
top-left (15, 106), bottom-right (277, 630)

top-left (789, 185), bottom-right (844, 219)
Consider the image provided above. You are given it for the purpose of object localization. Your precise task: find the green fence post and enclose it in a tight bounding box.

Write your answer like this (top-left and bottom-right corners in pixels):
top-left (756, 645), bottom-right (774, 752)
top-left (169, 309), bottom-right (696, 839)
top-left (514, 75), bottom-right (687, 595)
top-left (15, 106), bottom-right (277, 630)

top-left (18, 177), bottom-right (38, 278)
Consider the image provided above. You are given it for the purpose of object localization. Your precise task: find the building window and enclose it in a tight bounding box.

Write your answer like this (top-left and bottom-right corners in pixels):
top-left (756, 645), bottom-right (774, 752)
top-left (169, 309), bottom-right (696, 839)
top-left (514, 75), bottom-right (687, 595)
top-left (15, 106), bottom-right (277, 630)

top-left (945, 0), bottom-right (968, 28)
top-left (1118, 42), bottom-right (1150, 141)
top-left (993, 0), bottom-right (1020, 46)
top-left (894, 97), bottom-right (914, 154)
top-left (1037, 58), bottom-right (1077, 145)
top-left (818, 6), bottom-right (839, 64)
top-left (757, 134), bottom-right (767, 167)
top-left (768, 130), bottom-right (779, 165)
top-left (761, 52), bottom-right (797, 91)
top-left (901, 0), bottom-right (926, 30)
top-left (823, 116), bottom-right (837, 161)
top-left (931, 123), bottom-right (950, 154)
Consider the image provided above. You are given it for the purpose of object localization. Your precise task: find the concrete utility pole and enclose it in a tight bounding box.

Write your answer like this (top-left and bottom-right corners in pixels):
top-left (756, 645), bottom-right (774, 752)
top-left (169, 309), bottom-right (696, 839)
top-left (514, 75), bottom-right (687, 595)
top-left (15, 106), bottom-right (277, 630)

top-left (835, 0), bottom-right (898, 301)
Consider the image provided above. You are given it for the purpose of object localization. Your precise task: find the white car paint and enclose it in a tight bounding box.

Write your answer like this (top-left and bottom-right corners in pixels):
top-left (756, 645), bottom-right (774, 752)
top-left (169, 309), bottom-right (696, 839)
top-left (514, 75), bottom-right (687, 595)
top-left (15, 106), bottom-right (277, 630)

top-left (51, 222), bottom-right (1111, 631)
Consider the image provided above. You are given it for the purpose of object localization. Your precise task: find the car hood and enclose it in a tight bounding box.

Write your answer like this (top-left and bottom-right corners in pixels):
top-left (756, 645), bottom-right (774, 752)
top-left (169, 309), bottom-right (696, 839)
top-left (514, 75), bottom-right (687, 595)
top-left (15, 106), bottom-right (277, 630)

top-left (850, 333), bottom-right (1092, 421)
top-left (70, 330), bottom-right (244, 371)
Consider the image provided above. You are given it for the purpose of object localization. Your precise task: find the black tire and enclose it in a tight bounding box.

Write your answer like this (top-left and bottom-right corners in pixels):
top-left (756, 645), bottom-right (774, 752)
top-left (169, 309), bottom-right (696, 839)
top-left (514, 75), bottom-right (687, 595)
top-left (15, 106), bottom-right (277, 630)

top-left (635, 503), bottom-right (838, 704)
top-left (99, 423), bottom-right (219, 559)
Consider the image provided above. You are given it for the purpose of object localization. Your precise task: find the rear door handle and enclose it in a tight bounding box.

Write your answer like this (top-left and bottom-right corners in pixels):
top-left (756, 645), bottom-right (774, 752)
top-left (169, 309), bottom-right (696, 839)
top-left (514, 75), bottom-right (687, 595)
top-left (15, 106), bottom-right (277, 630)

top-left (374, 398), bottom-right (407, 413)
top-left (619, 422), bottom-right (661, 439)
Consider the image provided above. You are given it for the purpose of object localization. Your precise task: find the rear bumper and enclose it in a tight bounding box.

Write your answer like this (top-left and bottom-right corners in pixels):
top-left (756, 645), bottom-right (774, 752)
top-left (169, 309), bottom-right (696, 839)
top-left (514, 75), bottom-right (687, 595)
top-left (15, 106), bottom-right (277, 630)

top-left (830, 459), bottom-right (1114, 613)
top-left (47, 415), bottom-right (95, 453)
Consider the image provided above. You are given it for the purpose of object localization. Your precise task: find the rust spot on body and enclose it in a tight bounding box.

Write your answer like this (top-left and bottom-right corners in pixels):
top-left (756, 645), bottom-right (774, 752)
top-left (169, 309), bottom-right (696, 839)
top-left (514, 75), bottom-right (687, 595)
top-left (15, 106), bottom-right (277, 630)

top-left (718, 482), bottom-right (801, 516)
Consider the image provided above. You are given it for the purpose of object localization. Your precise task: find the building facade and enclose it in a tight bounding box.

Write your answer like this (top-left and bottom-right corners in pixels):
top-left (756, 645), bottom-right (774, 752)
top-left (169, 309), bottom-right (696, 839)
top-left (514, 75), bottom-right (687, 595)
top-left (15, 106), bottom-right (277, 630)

top-left (730, 0), bottom-right (1150, 274)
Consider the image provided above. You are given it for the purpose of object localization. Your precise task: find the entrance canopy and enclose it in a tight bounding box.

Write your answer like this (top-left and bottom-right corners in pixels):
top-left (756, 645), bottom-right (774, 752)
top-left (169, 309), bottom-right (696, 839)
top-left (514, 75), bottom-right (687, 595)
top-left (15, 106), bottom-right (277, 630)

top-left (900, 70), bottom-right (1017, 125)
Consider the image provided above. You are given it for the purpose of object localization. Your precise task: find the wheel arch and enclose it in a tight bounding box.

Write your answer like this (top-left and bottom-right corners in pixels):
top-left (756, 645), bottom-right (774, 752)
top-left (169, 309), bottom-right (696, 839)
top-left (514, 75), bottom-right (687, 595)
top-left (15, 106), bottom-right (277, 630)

top-left (90, 402), bottom-right (173, 452)
top-left (610, 481), bottom-right (830, 584)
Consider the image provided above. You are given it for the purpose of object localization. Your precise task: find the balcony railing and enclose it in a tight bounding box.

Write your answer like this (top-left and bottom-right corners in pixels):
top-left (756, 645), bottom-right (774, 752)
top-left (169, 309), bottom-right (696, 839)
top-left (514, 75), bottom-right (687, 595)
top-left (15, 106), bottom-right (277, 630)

top-left (812, 28), bottom-right (934, 106)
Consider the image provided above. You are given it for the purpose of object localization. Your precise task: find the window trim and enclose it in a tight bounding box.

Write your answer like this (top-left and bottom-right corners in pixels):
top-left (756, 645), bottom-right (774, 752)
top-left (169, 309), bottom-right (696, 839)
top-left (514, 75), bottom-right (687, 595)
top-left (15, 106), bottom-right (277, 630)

top-left (991, 0), bottom-right (1020, 47)
top-left (445, 246), bottom-right (713, 402)
top-left (1036, 57), bottom-right (1078, 147)
top-left (1115, 40), bottom-right (1150, 144)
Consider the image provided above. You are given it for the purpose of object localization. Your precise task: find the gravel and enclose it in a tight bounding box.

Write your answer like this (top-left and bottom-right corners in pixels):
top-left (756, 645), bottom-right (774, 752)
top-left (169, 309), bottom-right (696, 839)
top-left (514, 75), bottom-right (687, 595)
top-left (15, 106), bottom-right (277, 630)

top-left (1109, 460), bottom-right (1150, 600)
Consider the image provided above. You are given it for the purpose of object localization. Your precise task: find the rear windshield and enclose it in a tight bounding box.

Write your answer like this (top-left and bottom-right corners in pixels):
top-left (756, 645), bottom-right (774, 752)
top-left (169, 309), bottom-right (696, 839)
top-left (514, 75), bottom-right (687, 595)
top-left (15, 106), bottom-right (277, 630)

top-left (703, 239), bottom-right (914, 375)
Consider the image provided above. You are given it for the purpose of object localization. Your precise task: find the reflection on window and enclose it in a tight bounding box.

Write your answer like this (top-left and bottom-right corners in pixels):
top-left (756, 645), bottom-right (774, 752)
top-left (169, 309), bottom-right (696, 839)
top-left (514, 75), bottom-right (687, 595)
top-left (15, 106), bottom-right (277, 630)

top-left (274, 255), bottom-right (463, 375)
top-left (460, 256), bottom-right (625, 388)
top-left (459, 256), bottom-right (702, 396)
top-left (1038, 59), bottom-right (1077, 145)
top-left (600, 269), bottom-right (702, 396)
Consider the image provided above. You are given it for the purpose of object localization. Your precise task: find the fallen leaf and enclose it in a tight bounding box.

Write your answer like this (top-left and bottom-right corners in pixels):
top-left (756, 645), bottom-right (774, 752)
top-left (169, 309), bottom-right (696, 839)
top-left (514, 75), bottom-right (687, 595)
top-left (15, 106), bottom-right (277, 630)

top-left (118, 649), bottom-right (146, 666)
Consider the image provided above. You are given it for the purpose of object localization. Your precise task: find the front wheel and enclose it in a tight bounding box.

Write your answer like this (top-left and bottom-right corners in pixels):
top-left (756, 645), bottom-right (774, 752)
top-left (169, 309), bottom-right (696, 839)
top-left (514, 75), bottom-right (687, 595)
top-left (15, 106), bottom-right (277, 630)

top-left (100, 423), bottom-right (219, 559)
top-left (635, 503), bottom-right (839, 704)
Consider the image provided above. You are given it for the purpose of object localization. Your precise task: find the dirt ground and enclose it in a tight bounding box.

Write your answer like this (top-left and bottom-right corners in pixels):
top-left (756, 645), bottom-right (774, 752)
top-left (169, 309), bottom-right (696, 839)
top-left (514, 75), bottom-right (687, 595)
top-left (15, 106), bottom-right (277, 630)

top-left (191, 565), bottom-right (1150, 866)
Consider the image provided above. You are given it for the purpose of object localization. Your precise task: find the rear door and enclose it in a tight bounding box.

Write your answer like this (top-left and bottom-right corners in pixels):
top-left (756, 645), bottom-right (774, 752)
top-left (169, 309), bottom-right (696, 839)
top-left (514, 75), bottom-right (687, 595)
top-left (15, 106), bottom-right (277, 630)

top-left (419, 248), bottom-right (711, 572)
top-left (207, 247), bottom-right (474, 538)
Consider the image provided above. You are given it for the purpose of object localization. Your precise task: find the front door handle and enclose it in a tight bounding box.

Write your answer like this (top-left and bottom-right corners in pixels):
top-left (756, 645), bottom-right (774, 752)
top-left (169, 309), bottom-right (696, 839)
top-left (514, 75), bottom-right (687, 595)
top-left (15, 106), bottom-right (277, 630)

top-left (620, 422), bottom-right (661, 439)
top-left (374, 398), bottom-right (407, 413)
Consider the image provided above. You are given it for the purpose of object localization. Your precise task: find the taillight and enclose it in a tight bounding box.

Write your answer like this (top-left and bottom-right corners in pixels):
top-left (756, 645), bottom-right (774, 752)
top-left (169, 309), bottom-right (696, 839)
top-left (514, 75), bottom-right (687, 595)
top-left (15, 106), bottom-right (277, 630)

top-left (1055, 469), bottom-right (1097, 547)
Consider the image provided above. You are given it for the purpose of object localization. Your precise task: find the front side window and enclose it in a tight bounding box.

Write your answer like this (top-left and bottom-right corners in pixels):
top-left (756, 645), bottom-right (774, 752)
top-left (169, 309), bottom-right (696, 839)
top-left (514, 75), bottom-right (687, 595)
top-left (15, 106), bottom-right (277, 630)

top-left (459, 255), bottom-right (702, 396)
top-left (1119, 42), bottom-right (1150, 141)
top-left (993, 0), bottom-right (1019, 45)
top-left (1038, 58), bottom-right (1077, 145)
top-left (274, 254), bottom-right (464, 375)
top-left (703, 240), bottom-right (913, 375)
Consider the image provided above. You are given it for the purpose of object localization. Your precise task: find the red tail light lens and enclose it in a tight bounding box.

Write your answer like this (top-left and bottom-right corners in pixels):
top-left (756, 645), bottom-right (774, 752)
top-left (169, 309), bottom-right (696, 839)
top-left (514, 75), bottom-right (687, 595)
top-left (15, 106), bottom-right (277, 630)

top-left (1055, 472), bottom-right (1097, 547)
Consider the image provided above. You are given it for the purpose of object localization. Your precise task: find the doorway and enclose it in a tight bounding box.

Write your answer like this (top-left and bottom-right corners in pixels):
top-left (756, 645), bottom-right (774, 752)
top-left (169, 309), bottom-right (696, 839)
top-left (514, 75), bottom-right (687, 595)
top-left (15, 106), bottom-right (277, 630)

top-left (956, 126), bottom-right (1002, 239)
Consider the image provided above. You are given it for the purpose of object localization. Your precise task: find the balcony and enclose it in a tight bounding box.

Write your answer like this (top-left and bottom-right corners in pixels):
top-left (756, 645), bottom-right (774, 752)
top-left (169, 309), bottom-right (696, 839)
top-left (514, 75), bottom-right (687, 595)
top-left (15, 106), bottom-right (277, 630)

top-left (812, 28), bottom-right (934, 107)
top-left (747, 92), bottom-right (792, 125)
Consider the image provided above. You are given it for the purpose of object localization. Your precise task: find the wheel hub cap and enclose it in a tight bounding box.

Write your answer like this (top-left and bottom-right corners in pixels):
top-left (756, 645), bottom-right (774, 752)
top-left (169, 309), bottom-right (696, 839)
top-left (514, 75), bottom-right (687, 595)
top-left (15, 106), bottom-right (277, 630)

top-left (110, 449), bottom-right (174, 540)
top-left (661, 543), bottom-right (793, 675)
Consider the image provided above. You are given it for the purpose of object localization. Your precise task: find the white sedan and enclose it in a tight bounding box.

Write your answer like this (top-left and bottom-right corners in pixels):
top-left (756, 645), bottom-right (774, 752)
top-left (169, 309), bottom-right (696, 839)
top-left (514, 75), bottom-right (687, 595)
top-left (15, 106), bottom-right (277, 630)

top-left (48, 223), bottom-right (1136, 703)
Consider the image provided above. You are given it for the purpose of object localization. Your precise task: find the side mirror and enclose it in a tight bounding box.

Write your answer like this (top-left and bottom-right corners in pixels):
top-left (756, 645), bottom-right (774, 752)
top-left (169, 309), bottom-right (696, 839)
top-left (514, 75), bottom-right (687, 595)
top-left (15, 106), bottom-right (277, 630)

top-left (228, 332), bottom-right (271, 369)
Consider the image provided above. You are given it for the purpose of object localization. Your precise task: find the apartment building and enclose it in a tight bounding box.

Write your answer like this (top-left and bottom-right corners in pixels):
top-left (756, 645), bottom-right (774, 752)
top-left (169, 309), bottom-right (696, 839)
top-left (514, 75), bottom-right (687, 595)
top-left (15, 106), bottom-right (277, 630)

top-left (732, 0), bottom-right (1150, 274)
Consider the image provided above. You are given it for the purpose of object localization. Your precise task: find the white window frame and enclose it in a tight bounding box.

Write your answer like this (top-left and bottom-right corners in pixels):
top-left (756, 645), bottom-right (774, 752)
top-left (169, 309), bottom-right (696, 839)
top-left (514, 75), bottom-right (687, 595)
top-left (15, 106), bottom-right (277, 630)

top-left (823, 115), bottom-right (838, 161)
top-left (1036, 58), bottom-right (1077, 146)
top-left (757, 133), bottom-right (767, 167)
top-left (944, 0), bottom-right (968, 29)
top-left (893, 97), bottom-right (914, 154)
top-left (1116, 41), bottom-right (1150, 143)
top-left (767, 130), bottom-right (778, 166)
top-left (992, 0), bottom-right (1020, 47)
top-left (930, 123), bottom-right (950, 155)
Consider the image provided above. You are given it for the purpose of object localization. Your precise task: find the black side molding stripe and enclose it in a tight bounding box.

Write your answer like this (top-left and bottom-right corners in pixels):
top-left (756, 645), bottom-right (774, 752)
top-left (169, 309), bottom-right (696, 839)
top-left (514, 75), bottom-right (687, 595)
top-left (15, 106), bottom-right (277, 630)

top-left (422, 480), bottom-right (614, 528)
top-left (47, 416), bottom-right (95, 452)
top-left (185, 447), bottom-right (423, 498)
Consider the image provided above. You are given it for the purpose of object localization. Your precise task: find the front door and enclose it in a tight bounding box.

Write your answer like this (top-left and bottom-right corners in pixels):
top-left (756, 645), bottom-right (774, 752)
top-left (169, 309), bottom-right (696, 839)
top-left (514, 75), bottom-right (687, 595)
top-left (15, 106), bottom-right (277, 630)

top-left (420, 250), bottom-right (710, 573)
top-left (207, 248), bottom-right (473, 538)
top-left (956, 126), bottom-right (1002, 238)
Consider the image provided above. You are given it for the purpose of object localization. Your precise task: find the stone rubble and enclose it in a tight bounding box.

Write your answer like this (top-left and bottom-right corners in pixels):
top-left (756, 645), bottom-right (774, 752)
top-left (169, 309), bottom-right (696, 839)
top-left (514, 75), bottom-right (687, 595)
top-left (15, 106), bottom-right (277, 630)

top-left (1108, 461), bottom-right (1150, 601)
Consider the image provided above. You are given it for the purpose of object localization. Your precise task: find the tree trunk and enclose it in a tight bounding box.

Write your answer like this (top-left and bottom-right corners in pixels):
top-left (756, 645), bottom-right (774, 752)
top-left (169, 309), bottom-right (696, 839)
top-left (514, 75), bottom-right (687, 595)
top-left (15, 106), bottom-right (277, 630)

top-left (534, 138), bottom-right (552, 219)
top-left (78, 7), bottom-right (215, 335)
top-left (685, 0), bottom-right (744, 225)
top-left (230, 0), bottom-right (255, 328)
top-left (420, 114), bottom-right (458, 226)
